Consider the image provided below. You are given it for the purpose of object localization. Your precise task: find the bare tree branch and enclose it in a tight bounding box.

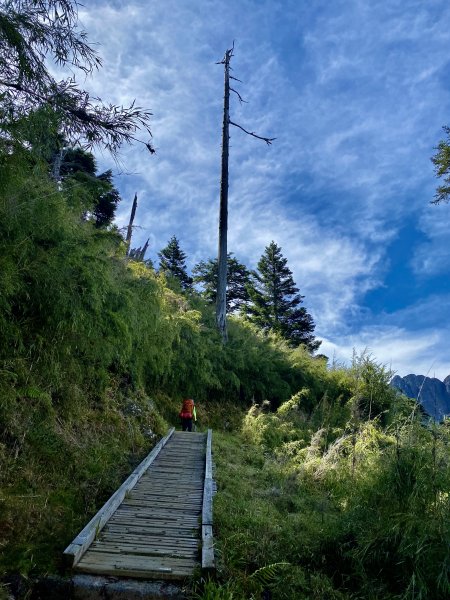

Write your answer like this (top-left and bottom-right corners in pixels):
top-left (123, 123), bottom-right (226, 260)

top-left (230, 87), bottom-right (247, 104)
top-left (229, 120), bottom-right (276, 145)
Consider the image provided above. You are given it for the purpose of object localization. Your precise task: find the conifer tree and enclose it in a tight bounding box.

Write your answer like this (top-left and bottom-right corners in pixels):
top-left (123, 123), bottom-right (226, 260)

top-left (193, 253), bottom-right (253, 313)
top-left (247, 241), bottom-right (320, 351)
top-left (158, 236), bottom-right (193, 290)
top-left (60, 148), bottom-right (120, 227)
top-left (431, 125), bottom-right (450, 203)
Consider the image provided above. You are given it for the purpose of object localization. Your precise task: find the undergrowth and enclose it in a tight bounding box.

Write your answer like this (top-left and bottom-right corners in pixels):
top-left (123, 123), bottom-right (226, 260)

top-left (0, 383), bottom-right (167, 578)
top-left (205, 359), bottom-right (450, 600)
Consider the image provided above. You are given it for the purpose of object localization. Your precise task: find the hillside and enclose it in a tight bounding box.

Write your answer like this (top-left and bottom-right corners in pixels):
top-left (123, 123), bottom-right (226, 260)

top-left (1, 147), bottom-right (449, 598)
top-left (1, 4), bottom-right (450, 598)
top-left (391, 374), bottom-right (450, 420)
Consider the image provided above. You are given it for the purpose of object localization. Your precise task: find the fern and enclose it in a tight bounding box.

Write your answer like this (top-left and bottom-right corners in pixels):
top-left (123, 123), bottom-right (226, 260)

top-left (249, 562), bottom-right (290, 589)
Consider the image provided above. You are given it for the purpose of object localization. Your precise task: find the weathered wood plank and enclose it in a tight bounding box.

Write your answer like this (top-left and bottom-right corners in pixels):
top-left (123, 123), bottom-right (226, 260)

top-left (75, 563), bottom-right (192, 581)
top-left (68, 428), bottom-right (212, 581)
top-left (63, 427), bottom-right (175, 566)
top-left (99, 535), bottom-right (199, 548)
top-left (201, 429), bottom-right (215, 571)
top-left (105, 520), bottom-right (199, 531)
top-left (77, 552), bottom-right (196, 569)
top-left (202, 525), bottom-right (215, 572)
top-left (205, 429), bottom-right (212, 481)
top-left (201, 478), bottom-right (213, 526)
top-left (88, 543), bottom-right (198, 558)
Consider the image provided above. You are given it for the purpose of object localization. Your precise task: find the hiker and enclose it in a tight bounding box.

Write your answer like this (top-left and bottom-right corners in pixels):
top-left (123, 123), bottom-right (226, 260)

top-left (179, 397), bottom-right (196, 431)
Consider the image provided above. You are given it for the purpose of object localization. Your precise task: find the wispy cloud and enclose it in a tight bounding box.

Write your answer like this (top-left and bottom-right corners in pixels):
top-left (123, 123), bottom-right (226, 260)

top-left (321, 325), bottom-right (449, 380)
top-left (413, 204), bottom-right (450, 276)
top-left (70, 0), bottom-right (450, 377)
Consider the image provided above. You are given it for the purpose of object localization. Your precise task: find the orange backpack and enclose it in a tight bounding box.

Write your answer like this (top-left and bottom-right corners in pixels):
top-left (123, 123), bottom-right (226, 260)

top-left (179, 398), bottom-right (194, 418)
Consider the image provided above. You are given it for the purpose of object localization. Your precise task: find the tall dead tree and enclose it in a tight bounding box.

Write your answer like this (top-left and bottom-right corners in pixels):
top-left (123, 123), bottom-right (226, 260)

top-left (125, 193), bottom-right (138, 256)
top-left (216, 44), bottom-right (275, 342)
top-left (216, 48), bottom-right (232, 341)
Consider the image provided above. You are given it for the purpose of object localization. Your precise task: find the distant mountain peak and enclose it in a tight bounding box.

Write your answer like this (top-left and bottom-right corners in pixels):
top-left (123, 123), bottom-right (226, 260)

top-left (391, 374), bottom-right (450, 420)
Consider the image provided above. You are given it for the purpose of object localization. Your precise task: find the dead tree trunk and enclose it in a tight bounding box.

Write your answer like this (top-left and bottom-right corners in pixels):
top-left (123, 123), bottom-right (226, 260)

top-left (215, 45), bottom-right (275, 343)
top-left (216, 49), bottom-right (232, 342)
top-left (125, 193), bottom-right (138, 256)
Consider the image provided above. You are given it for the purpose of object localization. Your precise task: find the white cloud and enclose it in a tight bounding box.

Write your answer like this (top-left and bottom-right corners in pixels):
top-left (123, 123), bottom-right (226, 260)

top-left (320, 325), bottom-right (450, 381)
top-left (413, 203), bottom-right (450, 277)
top-left (61, 0), bottom-right (450, 378)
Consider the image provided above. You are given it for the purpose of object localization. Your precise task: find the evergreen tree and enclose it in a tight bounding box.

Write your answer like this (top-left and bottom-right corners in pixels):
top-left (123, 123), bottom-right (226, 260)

top-left (431, 125), bottom-right (450, 204)
top-left (158, 236), bottom-right (193, 290)
top-left (193, 253), bottom-right (253, 313)
top-left (247, 241), bottom-right (320, 351)
top-left (60, 148), bottom-right (121, 227)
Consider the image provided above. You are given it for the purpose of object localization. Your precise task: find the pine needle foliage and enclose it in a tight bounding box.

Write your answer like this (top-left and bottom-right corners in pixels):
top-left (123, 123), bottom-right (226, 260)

top-left (246, 241), bottom-right (320, 351)
top-left (158, 235), bottom-right (193, 291)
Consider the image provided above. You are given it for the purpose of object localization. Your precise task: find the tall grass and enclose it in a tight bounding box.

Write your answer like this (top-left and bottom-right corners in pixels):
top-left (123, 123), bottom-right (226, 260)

top-left (211, 357), bottom-right (450, 599)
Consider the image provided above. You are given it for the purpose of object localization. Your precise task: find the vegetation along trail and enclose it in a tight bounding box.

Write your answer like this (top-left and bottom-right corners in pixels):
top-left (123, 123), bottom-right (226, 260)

top-left (1, 1), bottom-right (449, 599)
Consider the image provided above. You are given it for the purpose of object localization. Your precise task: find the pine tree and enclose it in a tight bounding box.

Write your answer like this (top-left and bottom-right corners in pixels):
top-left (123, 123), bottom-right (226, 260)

top-left (59, 148), bottom-right (121, 227)
top-left (193, 253), bottom-right (253, 313)
top-left (247, 241), bottom-right (320, 351)
top-left (431, 125), bottom-right (450, 203)
top-left (158, 236), bottom-right (193, 290)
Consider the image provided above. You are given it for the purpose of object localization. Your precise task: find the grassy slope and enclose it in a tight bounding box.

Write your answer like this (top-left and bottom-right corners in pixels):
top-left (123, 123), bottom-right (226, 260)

top-left (205, 402), bottom-right (450, 600)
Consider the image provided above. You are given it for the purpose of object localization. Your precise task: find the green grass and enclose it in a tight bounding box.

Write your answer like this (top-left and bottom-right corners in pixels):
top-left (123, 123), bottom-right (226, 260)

top-left (209, 431), bottom-right (349, 600)
top-left (205, 403), bottom-right (450, 600)
top-left (0, 388), bottom-right (168, 580)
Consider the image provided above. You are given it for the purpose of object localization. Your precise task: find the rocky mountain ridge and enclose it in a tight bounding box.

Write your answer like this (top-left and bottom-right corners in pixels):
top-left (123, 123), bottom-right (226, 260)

top-left (390, 373), bottom-right (450, 420)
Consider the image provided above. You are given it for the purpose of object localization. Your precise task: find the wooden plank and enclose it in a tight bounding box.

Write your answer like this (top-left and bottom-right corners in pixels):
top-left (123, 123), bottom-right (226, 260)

top-left (105, 519), bottom-right (198, 535)
top-left (201, 478), bottom-right (213, 526)
top-left (64, 427), bottom-right (175, 566)
top-left (120, 499), bottom-right (202, 508)
top-left (77, 552), bottom-right (196, 569)
top-left (201, 429), bottom-right (215, 571)
top-left (75, 562), bottom-right (192, 580)
top-left (104, 529), bottom-right (198, 541)
top-left (99, 535), bottom-right (199, 548)
top-left (205, 429), bottom-right (212, 481)
top-left (129, 493), bottom-right (203, 500)
top-left (88, 543), bottom-right (197, 558)
top-left (201, 525), bottom-right (215, 572)
top-left (114, 505), bottom-right (200, 514)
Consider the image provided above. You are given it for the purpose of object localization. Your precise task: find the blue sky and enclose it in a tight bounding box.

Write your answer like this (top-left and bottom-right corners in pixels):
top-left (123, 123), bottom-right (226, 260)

top-left (75, 0), bottom-right (450, 378)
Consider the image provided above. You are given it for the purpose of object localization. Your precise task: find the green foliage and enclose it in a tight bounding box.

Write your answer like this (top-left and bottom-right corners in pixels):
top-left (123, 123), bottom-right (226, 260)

top-left (246, 241), bottom-right (320, 352)
top-left (431, 125), bottom-right (450, 204)
top-left (158, 235), bottom-right (193, 290)
top-left (0, 0), bottom-right (153, 155)
top-left (347, 352), bottom-right (398, 425)
top-left (193, 253), bottom-right (253, 313)
top-left (60, 148), bottom-right (121, 227)
top-left (214, 357), bottom-right (450, 599)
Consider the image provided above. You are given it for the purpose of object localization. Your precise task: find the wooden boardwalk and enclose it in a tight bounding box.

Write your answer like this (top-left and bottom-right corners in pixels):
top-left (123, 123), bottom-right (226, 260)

top-left (64, 429), bottom-right (214, 581)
